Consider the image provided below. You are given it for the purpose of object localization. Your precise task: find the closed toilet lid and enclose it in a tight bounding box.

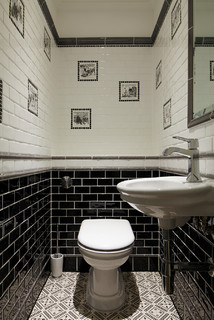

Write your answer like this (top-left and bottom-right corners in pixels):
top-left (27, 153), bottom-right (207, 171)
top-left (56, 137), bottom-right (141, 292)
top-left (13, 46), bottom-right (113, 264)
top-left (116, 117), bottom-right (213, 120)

top-left (78, 219), bottom-right (135, 251)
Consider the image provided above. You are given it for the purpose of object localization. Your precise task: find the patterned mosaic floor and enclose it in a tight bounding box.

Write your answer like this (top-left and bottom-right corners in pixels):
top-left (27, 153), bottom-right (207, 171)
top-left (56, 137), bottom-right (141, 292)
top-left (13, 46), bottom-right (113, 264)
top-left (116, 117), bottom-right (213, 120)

top-left (29, 272), bottom-right (180, 320)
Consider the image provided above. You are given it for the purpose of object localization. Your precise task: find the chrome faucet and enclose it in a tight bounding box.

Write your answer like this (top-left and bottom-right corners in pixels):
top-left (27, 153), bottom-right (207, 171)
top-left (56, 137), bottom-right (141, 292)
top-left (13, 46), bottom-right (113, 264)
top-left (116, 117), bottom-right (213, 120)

top-left (163, 136), bottom-right (202, 182)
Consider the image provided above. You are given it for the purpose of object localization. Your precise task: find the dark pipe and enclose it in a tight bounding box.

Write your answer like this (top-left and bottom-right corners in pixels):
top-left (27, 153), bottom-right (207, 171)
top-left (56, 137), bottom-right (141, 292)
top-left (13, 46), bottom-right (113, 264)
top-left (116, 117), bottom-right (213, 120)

top-left (160, 230), bottom-right (214, 295)
top-left (161, 230), bottom-right (175, 295)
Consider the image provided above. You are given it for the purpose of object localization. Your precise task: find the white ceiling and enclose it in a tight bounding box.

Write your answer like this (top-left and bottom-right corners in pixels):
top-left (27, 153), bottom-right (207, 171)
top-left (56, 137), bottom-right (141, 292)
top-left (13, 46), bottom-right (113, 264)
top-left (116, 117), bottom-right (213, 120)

top-left (46, 0), bottom-right (164, 38)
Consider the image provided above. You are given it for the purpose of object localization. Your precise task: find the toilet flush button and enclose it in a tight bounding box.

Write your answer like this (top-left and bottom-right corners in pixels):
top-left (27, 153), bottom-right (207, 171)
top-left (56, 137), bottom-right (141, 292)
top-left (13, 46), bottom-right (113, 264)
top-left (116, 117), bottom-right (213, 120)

top-left (78, 219), bottom-right (135, 251)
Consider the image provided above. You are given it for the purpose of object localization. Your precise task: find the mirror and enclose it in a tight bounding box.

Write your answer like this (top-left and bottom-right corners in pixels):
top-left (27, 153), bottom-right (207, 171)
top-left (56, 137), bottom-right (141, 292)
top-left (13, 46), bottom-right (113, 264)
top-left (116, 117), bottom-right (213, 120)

top-left (188, 0), bottom-right (214, 127)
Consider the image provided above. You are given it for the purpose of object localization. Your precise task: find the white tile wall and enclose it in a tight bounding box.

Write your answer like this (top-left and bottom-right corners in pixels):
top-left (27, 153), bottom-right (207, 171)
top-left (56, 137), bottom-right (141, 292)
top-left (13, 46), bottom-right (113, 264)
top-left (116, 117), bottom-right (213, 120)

top-left (0, 0), bottom-right (213, 175)
top-left (0, 0), bottom-right (55, 173)
top-left (52, 46), bottom-right (155, 156)
top-left (154, 0), bottom-right (214, 176)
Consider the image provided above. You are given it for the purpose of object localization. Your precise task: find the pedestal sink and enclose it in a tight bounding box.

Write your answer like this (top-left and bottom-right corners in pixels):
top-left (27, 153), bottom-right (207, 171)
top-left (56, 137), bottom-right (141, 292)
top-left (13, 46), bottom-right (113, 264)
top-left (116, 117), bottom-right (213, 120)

top-left (117, 176), bottom-right (214, 229)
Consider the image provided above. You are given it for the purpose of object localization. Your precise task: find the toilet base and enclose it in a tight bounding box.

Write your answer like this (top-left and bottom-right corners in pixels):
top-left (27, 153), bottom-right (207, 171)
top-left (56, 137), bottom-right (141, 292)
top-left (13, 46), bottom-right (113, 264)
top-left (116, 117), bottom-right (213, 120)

top-left (86, 267), bottom-right (125, 312)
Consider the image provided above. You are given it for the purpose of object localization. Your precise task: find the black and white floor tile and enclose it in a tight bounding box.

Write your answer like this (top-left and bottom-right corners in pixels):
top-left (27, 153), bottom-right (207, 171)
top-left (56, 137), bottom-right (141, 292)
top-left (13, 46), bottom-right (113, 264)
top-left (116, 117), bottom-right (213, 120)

top-left (29, 272), bottom-right (180, 320)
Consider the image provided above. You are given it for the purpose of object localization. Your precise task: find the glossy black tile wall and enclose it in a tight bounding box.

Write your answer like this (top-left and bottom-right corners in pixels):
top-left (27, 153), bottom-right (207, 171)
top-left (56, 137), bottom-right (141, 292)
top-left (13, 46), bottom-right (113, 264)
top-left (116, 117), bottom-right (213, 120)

top-left (160, 223), bottom-right (214, 320)
top-left (51, 169), bottom-right (160, 273)
top-left (1, 168), bottom-right (213, 320)
top-left (0, 171), bottom-right (51, 320)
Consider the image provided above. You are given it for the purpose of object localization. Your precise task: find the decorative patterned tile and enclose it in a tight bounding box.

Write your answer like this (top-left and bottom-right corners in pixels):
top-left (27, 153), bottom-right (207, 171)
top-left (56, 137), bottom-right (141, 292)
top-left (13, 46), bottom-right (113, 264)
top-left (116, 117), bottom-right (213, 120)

top-left (29, 272), bottom-right (180, 320)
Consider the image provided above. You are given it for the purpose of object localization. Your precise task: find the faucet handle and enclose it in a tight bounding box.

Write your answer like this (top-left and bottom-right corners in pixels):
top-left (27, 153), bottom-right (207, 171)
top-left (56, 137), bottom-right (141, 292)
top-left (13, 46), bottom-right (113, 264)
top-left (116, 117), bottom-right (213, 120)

top-left (173, 136), bottom-right (199, 149)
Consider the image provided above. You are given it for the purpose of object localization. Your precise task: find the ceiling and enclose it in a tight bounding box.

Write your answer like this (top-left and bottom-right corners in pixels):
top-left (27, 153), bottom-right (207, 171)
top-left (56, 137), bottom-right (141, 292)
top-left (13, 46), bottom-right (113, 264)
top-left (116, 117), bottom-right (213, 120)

top-left (46, 0), bottom-right (165, 38)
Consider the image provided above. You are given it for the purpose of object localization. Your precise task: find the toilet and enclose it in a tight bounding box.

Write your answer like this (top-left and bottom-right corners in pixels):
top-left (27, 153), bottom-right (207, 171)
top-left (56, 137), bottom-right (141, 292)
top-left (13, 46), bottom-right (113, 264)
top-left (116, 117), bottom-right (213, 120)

top-left (78, 219), bottom-right (135, 312)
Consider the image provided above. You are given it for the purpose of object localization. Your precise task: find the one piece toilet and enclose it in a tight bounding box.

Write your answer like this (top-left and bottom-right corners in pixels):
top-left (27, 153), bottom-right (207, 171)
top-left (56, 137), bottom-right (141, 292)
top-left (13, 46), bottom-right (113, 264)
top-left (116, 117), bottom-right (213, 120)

top-left (78, 219), bottom-right (135, 312)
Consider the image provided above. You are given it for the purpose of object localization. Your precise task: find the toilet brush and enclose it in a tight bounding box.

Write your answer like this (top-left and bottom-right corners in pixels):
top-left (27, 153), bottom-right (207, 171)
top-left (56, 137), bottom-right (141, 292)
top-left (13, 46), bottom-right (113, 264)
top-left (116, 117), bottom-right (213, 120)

top-left (51, 221), bottom-right (63, 277)
top-left (56, 222), bottom-right (59, 255)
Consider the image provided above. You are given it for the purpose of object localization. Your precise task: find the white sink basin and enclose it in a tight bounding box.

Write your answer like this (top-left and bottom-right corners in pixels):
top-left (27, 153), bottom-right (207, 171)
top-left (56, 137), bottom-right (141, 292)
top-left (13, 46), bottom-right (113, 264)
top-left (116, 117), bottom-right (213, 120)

top-left (117, 176), bottom-right (214, 229)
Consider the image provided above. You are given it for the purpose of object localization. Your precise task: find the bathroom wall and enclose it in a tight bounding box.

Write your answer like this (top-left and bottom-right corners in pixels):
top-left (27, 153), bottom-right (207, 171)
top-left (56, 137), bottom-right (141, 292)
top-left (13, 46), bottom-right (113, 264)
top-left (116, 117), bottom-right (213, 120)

top-left (0, 1), bottom-right (52, 319)
top-left (0, 171), bottom-right (51, 319)
top-left (170, 224), bottom-right (214, 320)
top-left (0, 0), bottom-right (55, 175)
top-left (153, 0), bottom-right (214, 176)
top-left (0, 1), bottom-right (214, 320)
top-left (153, 2), bottom-right (214, 319)
top-left (52, 46), bottom-right (155, 156)
top-left (51, 168), bottom-right (160, 272)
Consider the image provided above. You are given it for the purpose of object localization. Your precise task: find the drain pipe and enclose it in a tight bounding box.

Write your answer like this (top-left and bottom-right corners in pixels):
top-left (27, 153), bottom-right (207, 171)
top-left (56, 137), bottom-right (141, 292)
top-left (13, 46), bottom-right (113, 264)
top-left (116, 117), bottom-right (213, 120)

top-left (160, 230), bottom-right (214, 295)
top-left (161, 230), bottom-right (175, 295)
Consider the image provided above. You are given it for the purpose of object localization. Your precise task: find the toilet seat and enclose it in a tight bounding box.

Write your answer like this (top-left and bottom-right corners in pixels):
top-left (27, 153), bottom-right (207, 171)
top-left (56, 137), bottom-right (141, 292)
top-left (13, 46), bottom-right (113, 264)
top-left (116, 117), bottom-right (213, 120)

top-left (78, 219), bottom-right (135, 251)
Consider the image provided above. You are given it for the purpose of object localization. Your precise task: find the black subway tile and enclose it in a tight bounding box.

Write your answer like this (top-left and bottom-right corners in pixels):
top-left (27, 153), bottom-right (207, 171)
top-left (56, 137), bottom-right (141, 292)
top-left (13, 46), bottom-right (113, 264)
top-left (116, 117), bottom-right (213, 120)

top-left (106, 202), bottom-right (120, 209)
top-left (67, 194), bottom-right (81, 201)
top-left (0, 180), bottom-right (9, 194)
top-left (82, 209), bottom-right (97, 216)
top-left (9, 178), bottom-right (20, 191)
top-left (59, 171), bottom-right (74, 178)
top-left (82, 179), bottom-right (97, 186)
top-left (137, 170), bottom-right (152, 178)
top-left (98, 209), bottom-right (113, 216)
top-left (75, 171), bottom-right (90, 178)
top-left (106, 171), bottom-right (120, 178)
top-left (98, 194), bottom-right (112, 201)
top-left (90, 202), bottom-right (105, 209)
top-left (91, 171), bottom-right (105, 178)
top-left (90, 186), bottom-right (105, 194)
top-left (75, 186), bottom-right (90, 193)
top-left (83, 194), bottom-right (97, 201)
top-left (60, 202), bottom-right (74, 209)
top-left (122, 171), bottom-right (137, 178)
top-left (75, 202), bottom-right (89, 209)
top-left (106, 186), bottom-right (117, 194)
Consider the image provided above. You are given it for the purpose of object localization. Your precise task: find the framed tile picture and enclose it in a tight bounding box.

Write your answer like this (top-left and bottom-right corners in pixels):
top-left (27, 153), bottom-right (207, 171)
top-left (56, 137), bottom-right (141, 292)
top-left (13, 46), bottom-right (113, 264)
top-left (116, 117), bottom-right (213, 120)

top-left (78, 61), bottom-right (98, 81)
top-left (44, 27), bottom-right (51, 61)
top-left (156, 60), bottom-right (162, 89)
top-left (119, 81), bottom-right (140, 102)
top-left (171, 0), bottom-right (181, 39)
top-left (71, 108), bottom-right (91, 129)
top-left (163, 99), bottom-right (171, 129)
top-left (9, 0), bottom-right (25, 38)
top-left (28, 80), bottom-right (38, 116)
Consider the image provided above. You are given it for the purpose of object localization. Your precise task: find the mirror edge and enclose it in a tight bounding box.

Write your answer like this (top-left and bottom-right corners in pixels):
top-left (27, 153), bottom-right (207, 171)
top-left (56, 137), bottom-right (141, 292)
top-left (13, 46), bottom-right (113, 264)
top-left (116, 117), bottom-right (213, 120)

top-left (188, 0), bottom-right (213, 128)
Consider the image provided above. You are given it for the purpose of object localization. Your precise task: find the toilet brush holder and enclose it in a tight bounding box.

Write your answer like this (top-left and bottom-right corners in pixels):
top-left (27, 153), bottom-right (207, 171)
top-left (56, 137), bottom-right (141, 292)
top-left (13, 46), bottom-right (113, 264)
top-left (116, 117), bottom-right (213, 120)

top-left (51, 253), bottom-right (63, 277)
top-left (51, 223), bottom-right (63, 277)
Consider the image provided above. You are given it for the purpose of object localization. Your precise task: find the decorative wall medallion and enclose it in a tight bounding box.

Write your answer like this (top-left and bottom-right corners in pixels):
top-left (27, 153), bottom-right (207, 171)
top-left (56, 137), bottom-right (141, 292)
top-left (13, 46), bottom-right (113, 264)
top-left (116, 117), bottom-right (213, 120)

top-left (163, 99), bottom-right (171, 129)
top-left (119, 81), bottom-right (140, 102)
top-left (171, 0), bottom-right (181, 39)
top-left (78, 61), bottom-right (98, 81)
top-left (156, 60), bottom-right (162, 89)
top-left (28, 80), bottom-right (38, 116)
top-left (0, 79), bottom-right (2, 123)
top-left (210, 61), bottom-right (214, 81)
top-left (9, 0), bottom-right (25, 38)
top-left (44, 27), bottom-right (51, 61)
top-left (71, 108), bottom-right (91, 129)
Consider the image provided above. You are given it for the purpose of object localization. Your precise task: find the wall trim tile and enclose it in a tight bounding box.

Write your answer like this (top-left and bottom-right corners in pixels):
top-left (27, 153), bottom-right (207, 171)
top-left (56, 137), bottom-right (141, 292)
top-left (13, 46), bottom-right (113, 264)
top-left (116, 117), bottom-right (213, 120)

top-left (37, 0), bottom-right (172, 47)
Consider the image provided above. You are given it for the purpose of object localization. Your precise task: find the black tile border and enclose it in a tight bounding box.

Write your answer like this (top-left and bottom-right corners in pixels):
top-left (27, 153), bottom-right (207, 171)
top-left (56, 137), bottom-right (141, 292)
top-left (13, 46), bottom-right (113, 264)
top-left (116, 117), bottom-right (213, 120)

top-left (195, 37), bottom-right (214, 47)
top-left (37, 0), bottom-right (172, 47)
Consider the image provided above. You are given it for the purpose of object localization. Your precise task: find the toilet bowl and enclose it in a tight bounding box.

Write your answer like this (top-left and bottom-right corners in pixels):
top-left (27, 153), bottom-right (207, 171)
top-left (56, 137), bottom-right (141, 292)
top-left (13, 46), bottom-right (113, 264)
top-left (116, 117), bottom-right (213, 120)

top-left (78, 219), bottom-right (135, 312)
